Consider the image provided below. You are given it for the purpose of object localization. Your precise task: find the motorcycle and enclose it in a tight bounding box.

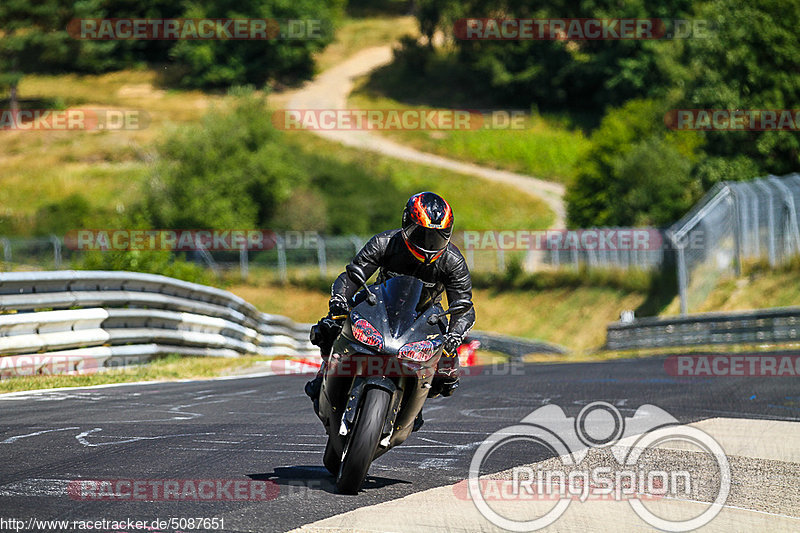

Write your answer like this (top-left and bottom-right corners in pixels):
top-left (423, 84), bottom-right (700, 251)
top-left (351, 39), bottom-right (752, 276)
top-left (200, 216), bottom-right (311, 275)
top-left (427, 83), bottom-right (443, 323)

top-left (315, 264), bottom-right (472, 494)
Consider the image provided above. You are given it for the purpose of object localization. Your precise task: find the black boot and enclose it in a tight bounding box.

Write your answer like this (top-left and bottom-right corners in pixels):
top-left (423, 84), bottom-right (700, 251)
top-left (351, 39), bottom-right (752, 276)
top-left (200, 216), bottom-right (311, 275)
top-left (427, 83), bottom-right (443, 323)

top-left (413, 410), bottom-right (424, 432)
top-left (304, 375), bottom-right (322, 398)
top-left (304, 375), bottom-right (322, 414)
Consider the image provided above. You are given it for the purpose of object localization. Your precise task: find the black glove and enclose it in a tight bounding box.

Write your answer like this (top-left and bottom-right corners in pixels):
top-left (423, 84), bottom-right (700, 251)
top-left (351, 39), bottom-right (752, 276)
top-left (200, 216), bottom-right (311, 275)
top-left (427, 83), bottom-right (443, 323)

top-left (328, 294), bottom-right (350, 319)
top-left (429, 375), bottom-right (460, 398)
top-left (442, 332), bottom-right (463, 355)
top-left (440, 376), bottom-right (460, 397)
top-left (310, 316), bottom-right (344, 358)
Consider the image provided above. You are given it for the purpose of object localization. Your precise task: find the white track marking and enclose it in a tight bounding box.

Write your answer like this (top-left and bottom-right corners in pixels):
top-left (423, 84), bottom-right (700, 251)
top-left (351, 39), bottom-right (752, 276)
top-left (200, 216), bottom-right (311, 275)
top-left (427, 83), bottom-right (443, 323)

top-left (0, 479), bottom-right (70, 497)
top-left (75, 428), bottom-right (214, 447)
top-left (2, 427), bottom-right (80, 444)
top-left (0, 370), bottom-right (285, 400)
top-left (418, 440), bottom-right (483, 468)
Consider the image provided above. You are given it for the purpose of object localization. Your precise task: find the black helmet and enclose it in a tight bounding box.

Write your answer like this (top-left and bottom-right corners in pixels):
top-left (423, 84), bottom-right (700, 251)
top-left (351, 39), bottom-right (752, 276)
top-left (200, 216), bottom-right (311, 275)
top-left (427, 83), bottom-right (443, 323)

top-left (401, 192), bottom-right (454, 264)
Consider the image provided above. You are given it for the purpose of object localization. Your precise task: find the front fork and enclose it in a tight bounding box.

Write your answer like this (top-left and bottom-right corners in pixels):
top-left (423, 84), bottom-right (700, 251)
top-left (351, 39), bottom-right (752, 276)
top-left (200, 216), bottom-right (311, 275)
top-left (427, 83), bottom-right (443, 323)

top-left (339, 376), bottom-right (403, 448)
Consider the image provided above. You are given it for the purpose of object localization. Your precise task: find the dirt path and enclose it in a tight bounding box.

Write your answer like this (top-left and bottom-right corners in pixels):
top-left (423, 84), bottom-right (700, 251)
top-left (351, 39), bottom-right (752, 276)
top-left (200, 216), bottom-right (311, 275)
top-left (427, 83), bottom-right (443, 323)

top-left (286, 46), bottom-right (566, 227)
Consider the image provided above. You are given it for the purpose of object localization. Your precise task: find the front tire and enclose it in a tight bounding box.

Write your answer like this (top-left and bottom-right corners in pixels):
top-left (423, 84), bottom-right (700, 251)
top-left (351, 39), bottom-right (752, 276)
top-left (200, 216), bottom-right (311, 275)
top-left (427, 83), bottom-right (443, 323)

top-left (336, 387), bottom-right (390, 494)
top-left (323, 437), bottom-right (340, 476)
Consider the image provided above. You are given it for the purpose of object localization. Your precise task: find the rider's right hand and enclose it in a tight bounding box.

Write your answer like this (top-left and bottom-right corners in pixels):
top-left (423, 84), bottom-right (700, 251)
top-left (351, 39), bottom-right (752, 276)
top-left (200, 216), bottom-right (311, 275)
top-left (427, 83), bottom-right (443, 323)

top-left (328, 294), bottom-right (350, 319)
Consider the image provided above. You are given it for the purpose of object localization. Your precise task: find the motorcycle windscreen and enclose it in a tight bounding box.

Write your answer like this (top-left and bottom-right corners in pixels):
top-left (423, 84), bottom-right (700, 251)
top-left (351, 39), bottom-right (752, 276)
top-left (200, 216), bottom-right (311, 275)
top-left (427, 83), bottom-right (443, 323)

top-left (379, 275), bottom-right (425, 339)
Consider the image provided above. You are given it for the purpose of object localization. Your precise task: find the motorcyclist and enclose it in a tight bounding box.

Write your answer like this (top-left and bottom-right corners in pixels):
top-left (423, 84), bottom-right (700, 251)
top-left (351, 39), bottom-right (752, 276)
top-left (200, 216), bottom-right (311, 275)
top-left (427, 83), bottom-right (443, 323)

top-left (305, 192), bottom-right (476, 429)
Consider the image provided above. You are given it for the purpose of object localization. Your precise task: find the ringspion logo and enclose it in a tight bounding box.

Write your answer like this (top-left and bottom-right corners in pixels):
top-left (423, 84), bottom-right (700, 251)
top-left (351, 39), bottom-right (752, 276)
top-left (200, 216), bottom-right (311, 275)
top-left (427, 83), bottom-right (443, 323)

top-left (468, 402), bottom-right (730, 531)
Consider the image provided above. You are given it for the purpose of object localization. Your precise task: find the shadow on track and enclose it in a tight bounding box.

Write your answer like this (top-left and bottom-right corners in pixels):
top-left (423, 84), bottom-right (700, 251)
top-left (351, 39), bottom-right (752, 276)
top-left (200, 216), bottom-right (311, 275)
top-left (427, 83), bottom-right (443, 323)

top-left (248, 465), bottom-right (411, 495)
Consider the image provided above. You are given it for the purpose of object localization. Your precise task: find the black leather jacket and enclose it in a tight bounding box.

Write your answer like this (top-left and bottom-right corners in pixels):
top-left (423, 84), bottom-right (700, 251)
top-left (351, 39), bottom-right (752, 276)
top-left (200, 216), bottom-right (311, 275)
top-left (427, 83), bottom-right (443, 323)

top-left (331, 229), bottom-right (476, 337)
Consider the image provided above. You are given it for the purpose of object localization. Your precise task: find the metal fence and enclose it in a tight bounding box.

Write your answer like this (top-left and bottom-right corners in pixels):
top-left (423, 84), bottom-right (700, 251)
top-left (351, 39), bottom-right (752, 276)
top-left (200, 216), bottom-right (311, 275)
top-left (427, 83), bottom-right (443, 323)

top-left (2, 175), bottom-right (799, 307)
top-left (0, 237), bottom-right (68, 270)
top-left (0, 233), bottom-right (519, 278)
top-left (0, 229), bottom-right (668, 277)
top-left (668, 173), bottom-right (800, 315)
top-left (606, 306), bottom-right (800, 350)
top-left (540, 228), bottom-right (667, 271)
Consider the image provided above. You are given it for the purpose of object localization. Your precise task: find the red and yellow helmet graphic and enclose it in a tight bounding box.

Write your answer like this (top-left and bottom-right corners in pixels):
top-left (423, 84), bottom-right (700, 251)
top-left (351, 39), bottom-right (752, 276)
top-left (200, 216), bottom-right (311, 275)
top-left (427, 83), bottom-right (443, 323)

top-left (402, 192), bottom-right (454, 263)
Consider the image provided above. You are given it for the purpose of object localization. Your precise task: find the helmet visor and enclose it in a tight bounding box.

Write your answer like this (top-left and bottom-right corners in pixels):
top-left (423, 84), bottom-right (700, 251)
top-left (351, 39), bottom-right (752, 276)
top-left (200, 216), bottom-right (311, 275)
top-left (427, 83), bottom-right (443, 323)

top-left (403, 224), bottom-right (451, 254)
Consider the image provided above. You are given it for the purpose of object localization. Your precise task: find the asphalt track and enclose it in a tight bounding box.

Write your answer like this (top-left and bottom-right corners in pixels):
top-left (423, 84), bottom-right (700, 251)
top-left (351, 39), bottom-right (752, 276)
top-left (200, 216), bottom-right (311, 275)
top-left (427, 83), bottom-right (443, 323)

top-left (0, 357), bottom-right (797, 532)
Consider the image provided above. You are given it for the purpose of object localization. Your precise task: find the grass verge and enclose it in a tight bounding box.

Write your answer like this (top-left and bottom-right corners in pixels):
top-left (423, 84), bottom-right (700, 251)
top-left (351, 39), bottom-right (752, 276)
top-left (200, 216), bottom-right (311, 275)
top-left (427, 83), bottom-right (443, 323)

top-left (283, 128), bottom-right (555, 231)
top-left (661, 259), bottom-right (800, 315)
top-left (0, 70), bottom-right (214, 230)
top-left (0, 349), bottom-right (510, 394)
top-left (349, 84), bottom-right (590, 185)
top-left (0, 354), bottom-right (280, 394)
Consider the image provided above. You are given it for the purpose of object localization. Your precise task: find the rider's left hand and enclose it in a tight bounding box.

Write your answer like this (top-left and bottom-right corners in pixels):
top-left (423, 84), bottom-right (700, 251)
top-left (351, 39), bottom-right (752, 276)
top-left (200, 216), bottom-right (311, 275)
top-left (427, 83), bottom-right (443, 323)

top-left (442, 332), bottom-right (462, 355)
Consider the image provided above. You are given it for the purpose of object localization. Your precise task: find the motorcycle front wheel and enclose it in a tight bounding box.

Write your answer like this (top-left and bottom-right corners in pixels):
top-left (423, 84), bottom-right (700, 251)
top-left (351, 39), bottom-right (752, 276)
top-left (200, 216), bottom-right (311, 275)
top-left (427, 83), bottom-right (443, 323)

top-left (335, 387), bottom-right (391, 494)
top-left (323, 437), bottom-right (340, 476)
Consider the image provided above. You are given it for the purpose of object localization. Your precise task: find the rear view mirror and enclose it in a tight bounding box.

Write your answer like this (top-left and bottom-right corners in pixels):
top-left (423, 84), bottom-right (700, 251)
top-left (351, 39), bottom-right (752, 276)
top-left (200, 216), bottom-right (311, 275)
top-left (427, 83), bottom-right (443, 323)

top-left (346, 264), bottom-right (376, 305)
top-left (427, 298), bottom-right (473, 325)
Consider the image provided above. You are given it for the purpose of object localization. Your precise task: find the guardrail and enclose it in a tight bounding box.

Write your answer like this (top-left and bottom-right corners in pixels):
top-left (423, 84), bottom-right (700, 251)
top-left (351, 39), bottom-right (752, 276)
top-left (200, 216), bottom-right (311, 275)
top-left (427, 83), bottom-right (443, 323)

top-left (0, 270), bottom-right (317, 374)
top-left (465, 332), bottom-right (565, 358)
top-left (606, 307), bottom-right (800, 350)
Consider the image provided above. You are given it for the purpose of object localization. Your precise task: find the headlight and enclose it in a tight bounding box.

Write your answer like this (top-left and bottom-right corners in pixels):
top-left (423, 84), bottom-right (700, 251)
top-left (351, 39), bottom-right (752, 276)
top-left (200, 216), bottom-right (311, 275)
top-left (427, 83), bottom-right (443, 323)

top-left (351, 317), bottom-right (383, 350)
top-left (399, 340), bottom-right (439, 362)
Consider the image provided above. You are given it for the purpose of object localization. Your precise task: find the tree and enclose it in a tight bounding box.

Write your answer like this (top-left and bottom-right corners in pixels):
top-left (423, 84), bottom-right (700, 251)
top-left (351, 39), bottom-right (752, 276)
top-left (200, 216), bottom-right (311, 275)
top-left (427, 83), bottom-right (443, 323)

top-left (144, 88), bottom-right (401, 235)
top-left (0, 0), bottom-right (132, 106)
top-left (675, 0), bottom-right (800, 177)
top-left (412, 0), bottom-right (694, 109)
top-left (613, 136), bottom-right (698, 226)
top-left (0, 0), bottom-right (344, 94)
top-left (146, 89), bottom-right (301, 229)
top-left (566, 99), bottom-right (703, 227)
top-left (0, 0), bottom-right (73, 110)
top-left (168, 0), bottom-right (343, 89)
